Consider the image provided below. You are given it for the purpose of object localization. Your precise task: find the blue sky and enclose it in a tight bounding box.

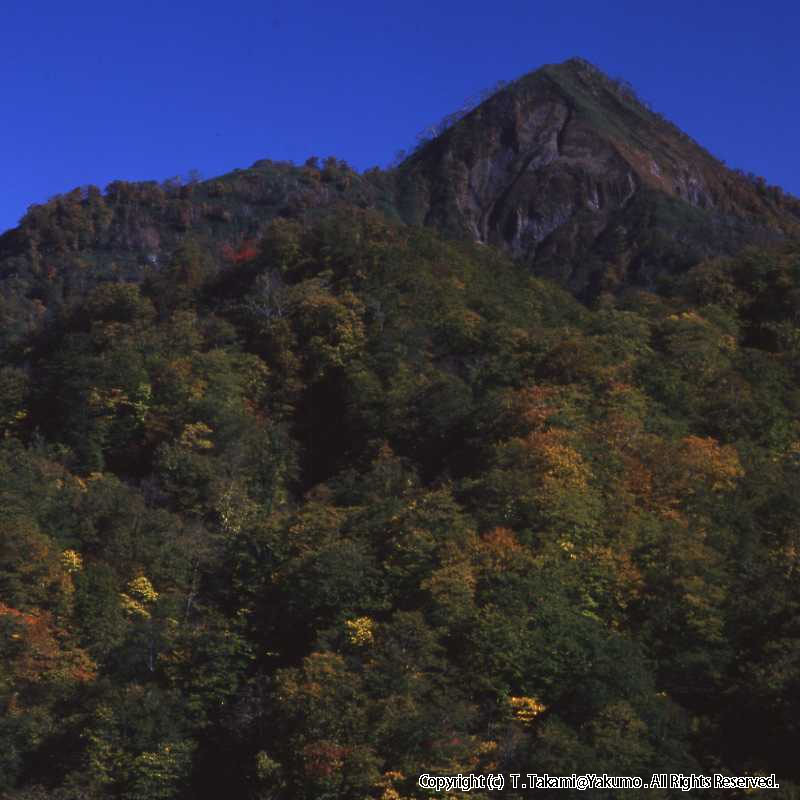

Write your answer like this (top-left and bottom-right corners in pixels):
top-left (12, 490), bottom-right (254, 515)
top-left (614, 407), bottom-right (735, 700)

top-left (2, 0), bottom-right (798, 233)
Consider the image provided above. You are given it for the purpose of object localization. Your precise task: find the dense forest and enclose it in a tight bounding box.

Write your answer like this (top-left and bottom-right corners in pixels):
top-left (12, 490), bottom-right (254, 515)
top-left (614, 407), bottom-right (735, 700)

top-left (2, 59), bottom-right (800, 800)
top-left (1, 203), bottom-right (799, 798)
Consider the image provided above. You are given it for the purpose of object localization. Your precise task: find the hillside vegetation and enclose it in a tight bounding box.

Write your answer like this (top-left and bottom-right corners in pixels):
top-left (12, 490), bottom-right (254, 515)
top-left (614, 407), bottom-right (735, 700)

top-left (0, 204), bottom-right (799, 798)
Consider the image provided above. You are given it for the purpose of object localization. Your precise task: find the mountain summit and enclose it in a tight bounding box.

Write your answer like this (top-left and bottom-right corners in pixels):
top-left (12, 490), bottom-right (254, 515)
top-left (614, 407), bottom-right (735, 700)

top-left (395, 58), bottom-right (800, 295)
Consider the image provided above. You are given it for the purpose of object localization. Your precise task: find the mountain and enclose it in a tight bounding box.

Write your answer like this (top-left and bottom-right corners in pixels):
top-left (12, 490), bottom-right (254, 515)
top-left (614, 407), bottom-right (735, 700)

top-left (2, 56), bottom-right (799, 336)
top-left (395, 58), bottom-right (800, 295)
top-left (1, 60), bottom-right (800, 800)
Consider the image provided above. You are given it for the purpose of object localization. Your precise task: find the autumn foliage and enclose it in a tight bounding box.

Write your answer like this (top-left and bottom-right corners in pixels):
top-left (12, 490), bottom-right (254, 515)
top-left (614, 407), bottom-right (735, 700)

top-left (0, 206), bottom-right (798, 799)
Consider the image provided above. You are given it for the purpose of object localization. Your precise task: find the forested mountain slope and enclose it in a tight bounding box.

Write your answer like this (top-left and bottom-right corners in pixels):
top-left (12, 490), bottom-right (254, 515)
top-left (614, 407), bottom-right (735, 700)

top-left (0, 60), bottom-right (799, 800)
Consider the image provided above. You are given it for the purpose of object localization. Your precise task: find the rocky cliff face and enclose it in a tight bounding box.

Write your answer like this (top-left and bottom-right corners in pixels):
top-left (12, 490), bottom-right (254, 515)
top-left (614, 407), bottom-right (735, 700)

top-left (396, 58), bottom-right (800, 296)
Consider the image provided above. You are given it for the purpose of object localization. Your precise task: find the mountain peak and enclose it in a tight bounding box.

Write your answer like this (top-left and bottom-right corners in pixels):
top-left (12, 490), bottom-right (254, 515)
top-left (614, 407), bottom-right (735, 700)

top-left (397, 60), bottom-right (800, 295)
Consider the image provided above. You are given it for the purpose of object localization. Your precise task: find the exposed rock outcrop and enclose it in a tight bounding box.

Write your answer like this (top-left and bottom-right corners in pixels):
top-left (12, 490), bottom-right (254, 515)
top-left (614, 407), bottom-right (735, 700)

top-left (396, 58), bottom-right (800, 296)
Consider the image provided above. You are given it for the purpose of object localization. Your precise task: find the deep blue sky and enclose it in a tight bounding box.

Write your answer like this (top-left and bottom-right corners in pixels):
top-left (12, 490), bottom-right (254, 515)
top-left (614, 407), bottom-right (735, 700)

top-left (2, 0), bottom-right (798, 234)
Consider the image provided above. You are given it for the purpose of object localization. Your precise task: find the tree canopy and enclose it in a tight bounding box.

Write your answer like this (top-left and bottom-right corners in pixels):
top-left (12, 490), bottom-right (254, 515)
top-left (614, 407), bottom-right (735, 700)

top-left (0, 201), bottom-right (798, 798)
